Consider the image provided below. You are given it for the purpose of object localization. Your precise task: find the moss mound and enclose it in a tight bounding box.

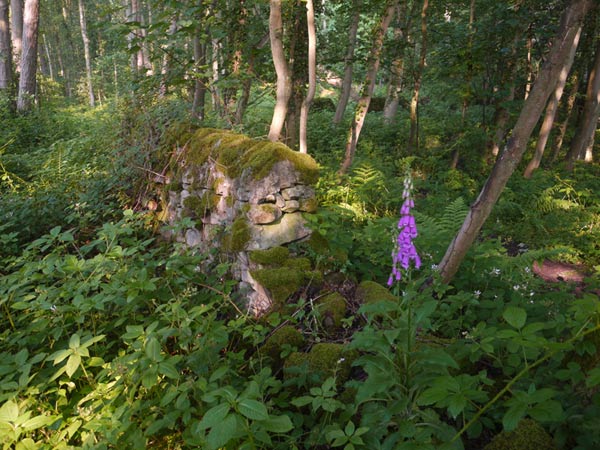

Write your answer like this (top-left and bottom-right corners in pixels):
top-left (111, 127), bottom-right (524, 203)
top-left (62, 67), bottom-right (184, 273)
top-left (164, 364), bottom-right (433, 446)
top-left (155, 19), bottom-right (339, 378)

top-left (315, 292), bottom-right (347, 329)
top-left (223, 217), bottom-right (251, 252)
top-left (251, 267), bottom-right (304, 304)
top-left (249, 246), bottom-right (291, 266)
top-left (182, 128), bottom-right (319, 183)
top-left (355, 280), bottom-right (397, 305)
top-left (261, 326), bottom-right (305, 366)
top-left (483, 419), bottom-right (556, 450)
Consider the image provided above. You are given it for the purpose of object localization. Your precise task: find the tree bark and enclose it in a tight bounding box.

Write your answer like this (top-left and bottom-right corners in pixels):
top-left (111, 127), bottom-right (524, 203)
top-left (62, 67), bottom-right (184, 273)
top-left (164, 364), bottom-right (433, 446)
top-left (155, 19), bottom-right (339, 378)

top-left (0, 0), bottom-right (12, 91)
top-left (566, 37), bottom-right (600, 169)
top-left (16, 0), bottom-right (39, 113)
top-left (333, 0), bottom-right (361, 125)
top-left (338, 0), bottom-right (397, 175)
top-left (268, 0), bottom-right (292, 142)
top-left (407, 0), bottom-right (429, 153)
top-left (438, 0), bottom-right (593, 284)
top-left (78, 0), bottom-right (95, 107)
top-left (523, 23), bottom-right (582, 177)
top-left (10, 0), bottom-right (21, 71)
top-left (192, 31), bottom-right (207, 120)
top-left (550, 71), bottom-right (580, 162)
top-left (299, 0), bottom-right (316, 154)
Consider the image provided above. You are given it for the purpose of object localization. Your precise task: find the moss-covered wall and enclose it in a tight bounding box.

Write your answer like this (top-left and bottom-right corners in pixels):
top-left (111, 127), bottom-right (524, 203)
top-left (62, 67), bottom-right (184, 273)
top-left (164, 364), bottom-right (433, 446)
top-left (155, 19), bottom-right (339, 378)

top-left (163, 128), bottom-right (319, 314)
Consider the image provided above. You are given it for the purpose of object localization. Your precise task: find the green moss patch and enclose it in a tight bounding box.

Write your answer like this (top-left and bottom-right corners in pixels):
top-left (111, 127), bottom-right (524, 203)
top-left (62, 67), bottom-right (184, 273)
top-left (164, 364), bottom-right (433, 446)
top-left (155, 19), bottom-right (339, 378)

top-left (355, 280), bottom-right (397, 305)
top-left (182, 128), bottom-right (319, 183)
top-left (261, 325), bottom-right (305, 365)
top-left (315, 292), bottom-right (347, 330)
top-left (249, 246), bottom-right (290, 266)
top-left (483, 419), bottom-right (556, 450)
top-left (223, 216), bottom-right (251, 252)
top-left (251, 267), bottom-right (304, 304)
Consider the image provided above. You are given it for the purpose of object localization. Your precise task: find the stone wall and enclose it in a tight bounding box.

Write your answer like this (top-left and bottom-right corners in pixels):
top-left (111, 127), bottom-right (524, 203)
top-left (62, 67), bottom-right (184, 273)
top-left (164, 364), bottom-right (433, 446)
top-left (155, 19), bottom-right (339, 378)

top-left (163, 128), bottom-right (319, 314)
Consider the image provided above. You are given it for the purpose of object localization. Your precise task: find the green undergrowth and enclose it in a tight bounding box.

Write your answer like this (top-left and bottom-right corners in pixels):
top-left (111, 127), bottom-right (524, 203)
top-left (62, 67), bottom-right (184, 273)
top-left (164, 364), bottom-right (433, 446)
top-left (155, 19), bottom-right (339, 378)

top-left (1, 100), bottom-right (600, 449)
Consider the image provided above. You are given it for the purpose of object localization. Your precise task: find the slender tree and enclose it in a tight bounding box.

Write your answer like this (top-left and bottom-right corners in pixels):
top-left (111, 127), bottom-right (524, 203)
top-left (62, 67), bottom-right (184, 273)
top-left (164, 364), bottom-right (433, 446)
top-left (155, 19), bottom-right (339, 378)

top-left (407, 0), bottom-right (429, 153)
top-left (78, 0), bottom-right (95, 107)
top-left (10, 0), bottom-right (22, 70)
top-left (16, 0), bottom-right (40, 113)
top-left (299, 0), bottom-right (316, 154)
top-left (0, 0), bottom-right (12, 91)
top-left (268, 0), bottom-right (291, 142)
top-left (338, 0), bottom-right (398, 174)
top-left (438, 0), bottom-right (594, 283)
top-left (523, 23), bottom-right (582, 177)
top-left (566, 37), bottom-right (600, 168)
top-left (333, 0), bottom-right (361, 125)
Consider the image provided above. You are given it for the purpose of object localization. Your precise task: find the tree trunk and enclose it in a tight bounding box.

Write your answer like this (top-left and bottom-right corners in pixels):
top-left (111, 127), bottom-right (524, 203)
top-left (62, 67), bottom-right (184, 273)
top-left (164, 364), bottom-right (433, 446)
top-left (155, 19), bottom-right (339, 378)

top-left (0, 0), bottom-right (12, 91)
top-left (566, 38), bottom-right (600, 169)
top-left (523, 24), bottom-right (582, 177)
top-left (268, 0), bottom-right (292, 142)
top-left (438, 0), bottom-right (593, 284)
top-left (299, 0), bottom-right (316, 154)
top-left (192, 33), bottom-right (207, 120)
top-left (10, 0), bottom-right (22, 71)
top-left (158, 18), bottom-right (177, 99)
top-left (407, 0), bottom-right (429, 153)
top-left (333, 0), bottom-right (361, 125)
top-left (550, 71), bottom-right (580, 162)
top-left (16, 0), bottom-right (39, 113)
top-left (78, 0), bottom-right (95, 107)
top-left (338, 0), bottom-right (397, 175)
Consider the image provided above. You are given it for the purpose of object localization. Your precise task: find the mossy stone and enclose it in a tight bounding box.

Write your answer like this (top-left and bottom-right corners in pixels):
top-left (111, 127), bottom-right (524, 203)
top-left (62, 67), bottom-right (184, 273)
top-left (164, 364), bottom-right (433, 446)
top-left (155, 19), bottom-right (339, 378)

top-left (251, 267), bottom-right (303, 304)
top-left (183, 191), bottom-right (218, 218)
top-left (315, 292), bottom-right (346, 329)
top-left (284, 257), bottom-right (312, 272)
top-left (307, 343), bottom-right (358, 383)
top-left (483, 419), bottom-right (556, 450)
top-left (249, 246), bottom-right (290, 266)
top-left (261, 326), bottom-right (305, 365)
top-left (306, 231), bottom-right (330, 255)
top-left (223, 216), bottom-right (251, 252)
top-left (355, 280), bottom-right (397, 305)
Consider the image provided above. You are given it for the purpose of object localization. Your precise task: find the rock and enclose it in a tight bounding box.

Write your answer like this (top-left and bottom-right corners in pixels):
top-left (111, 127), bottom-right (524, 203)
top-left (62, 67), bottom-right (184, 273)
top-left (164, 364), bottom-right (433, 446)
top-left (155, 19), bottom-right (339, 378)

top-left (282, 200), bottom-right (300, 213)
top-left (249, 213), bottom-right (311, 250)
top-left (247, 204), bottom-right (283, 225)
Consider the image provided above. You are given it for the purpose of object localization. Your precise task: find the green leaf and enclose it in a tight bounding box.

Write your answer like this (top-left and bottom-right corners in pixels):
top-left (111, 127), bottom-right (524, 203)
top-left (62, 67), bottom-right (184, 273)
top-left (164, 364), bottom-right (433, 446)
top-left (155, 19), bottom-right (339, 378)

top-left (345, 420), bottom-right (355, 436)
top-left (586, 368), bottom-right (600, 388)
top-left (198, 403), bottom-right (231, 431)
top-left (447, 395), bottom-right (467, 418)
top-left (145, 337), bottom-right (163, 362)
top-left (418, 386), bottom-right (448, 406)
top-left (207, 413), bottom-right (236, 450)
top-left (22, 414), bottom-right (54, 431)
top-left (502, 403), bottom-right (527, 431)
top-left (237, 399), bottom-right (268, 421)
top-left (158, 361), bottom-right (180, 380)
top-left (0, 400), bottom-right (19, 422)
top-left (261, 415), bottom-right (294, 433)
top-left (503, 306), bottom-right (527, 329)
top-left (65, 354), bottom-right (81, 378)
top-left (291, 396), bottom-right (313, 407)
top-left (51, 349), bottom-right (72, 365)
top-left (69, 334), bottom-right (81, 349)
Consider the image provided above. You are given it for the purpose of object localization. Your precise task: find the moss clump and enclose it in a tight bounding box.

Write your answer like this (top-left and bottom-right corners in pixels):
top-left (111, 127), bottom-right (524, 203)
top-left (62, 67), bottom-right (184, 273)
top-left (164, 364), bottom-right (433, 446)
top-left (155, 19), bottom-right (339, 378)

top-left (261, 326), bottom-right (305, 366)
top-left (315, 292), bottom-right (346, 329)
top-left (249, 246), bottom-right (290, 266)
top-left (251, 268), bottom-right (303, 304)
top-left (284, 257), bottom-right (312, 272)
top-left (307, 343), bottom-right (358, 383)
top-left (183, 191), bottom-right (219, 218)
top-left (223, 216), bottom-right (251, 252)
top-left (483, 419), bottom-right (556, 450)
top-left (283, 352), bottom-right (309, 380)
top-left (355, 280), bottom-right (397, 305)
top-left (306, 231), bottom-right (330, 255)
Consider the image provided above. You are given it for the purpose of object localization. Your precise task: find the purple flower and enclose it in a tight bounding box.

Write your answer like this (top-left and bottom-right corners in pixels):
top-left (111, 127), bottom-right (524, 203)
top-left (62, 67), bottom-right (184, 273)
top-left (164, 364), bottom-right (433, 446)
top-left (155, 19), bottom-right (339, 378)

top-left (388, 170), bottom-right (421, 286)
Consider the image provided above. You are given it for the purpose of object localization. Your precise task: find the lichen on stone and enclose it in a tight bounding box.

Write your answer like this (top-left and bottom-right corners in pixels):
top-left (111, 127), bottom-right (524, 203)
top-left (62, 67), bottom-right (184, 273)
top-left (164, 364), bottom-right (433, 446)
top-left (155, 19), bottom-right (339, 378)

top-left (483, 419), bottom-right (556, 450)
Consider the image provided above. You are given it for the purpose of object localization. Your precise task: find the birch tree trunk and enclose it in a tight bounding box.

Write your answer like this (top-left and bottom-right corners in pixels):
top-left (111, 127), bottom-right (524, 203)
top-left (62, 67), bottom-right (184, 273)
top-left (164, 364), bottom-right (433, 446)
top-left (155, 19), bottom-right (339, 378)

top-left (523, 23), bottom-right (582, 177)
top-left (0, 0), bottom-right (12, 91)
top-left (268, 0), bottom-right (291, 142)
top-left (550, 71), bottom-right (580, 162)
top-left (438, 0), bottom-right (593, 284)
top-left (566, 38), bottom-right (600, 169)
top-left (10, 0), bottom-right (22, 70)
top-left (16, 0), bottom-right (39, 113)
top-left (407, 0), bottom-right (429, 153)
top-left (78, 0), bottom-right (95, 107)
top-left (333, 0), bottom-right (361, 125)
top-left (299, 0), bottom-right (316, 154)
top-left (338, 0), bottom-right (397, 175)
